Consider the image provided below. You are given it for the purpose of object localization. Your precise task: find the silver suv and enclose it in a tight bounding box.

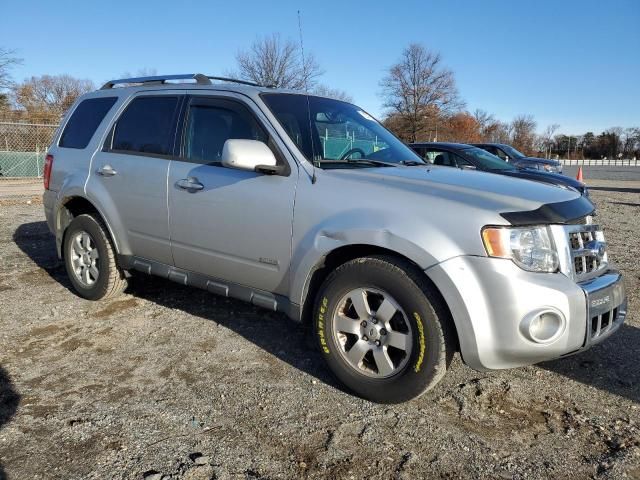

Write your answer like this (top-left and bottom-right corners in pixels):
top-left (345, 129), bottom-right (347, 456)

top-left (43, 74), bottom-right (627, 403)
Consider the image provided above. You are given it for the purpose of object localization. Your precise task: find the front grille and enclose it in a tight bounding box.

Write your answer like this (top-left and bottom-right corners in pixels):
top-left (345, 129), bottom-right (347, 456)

top-left (565, 223), bottom-right (607, 281)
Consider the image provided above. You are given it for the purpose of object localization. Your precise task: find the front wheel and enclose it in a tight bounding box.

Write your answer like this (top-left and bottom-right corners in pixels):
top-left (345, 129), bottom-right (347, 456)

top-left (313, 256), bottom-right (453, 403)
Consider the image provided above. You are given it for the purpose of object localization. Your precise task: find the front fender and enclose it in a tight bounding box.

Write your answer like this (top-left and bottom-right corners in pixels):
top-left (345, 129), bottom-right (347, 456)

top-left (289, 223), bottom-right (440, 311)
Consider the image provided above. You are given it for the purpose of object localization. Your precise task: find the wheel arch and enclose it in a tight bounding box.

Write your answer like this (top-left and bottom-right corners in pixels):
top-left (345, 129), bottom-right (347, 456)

top-left (298, 244), bottom-right (460, 352)
top-left (56, 195), bottom-right (121, 260)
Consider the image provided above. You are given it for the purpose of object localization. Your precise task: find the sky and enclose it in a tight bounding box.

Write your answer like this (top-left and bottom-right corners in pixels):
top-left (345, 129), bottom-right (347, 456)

top-left (2, 0), bottom-right (639, 134)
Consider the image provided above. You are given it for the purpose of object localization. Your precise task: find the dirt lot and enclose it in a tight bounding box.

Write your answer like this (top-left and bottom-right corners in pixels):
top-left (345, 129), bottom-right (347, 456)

top-left (1, 186), bottom-right (639, 480)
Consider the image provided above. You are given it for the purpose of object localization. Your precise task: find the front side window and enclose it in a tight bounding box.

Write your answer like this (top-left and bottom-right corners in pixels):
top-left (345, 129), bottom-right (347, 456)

top-left (262, 93), bottom-right (424, 168)
top-left (461, 147), bottom-right (514, 171)
top-left (111, 96), bottom-right (179, 156)
top-left (60, 97), bottom-right (117, 149)
top-left (184, 99), bottom-right (268, 165)
top-left (493, 147), bottom-right (508, 160)
top-left (500, 144), bottom-right (526, 160)
top-left (421, 149), bottom-right (456, 167)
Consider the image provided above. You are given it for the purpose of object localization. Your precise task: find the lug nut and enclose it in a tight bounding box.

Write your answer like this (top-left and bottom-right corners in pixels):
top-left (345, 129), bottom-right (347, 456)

top-left (361, 321), bottom-right (368, 327)
top-left (371, 318), bottom-right (378, 324)
top-left (363, 335), bottom-right (368, 341)
top-left (375, 340), bottom-right (381, 346)
top-left (380, 329), bottom-right (387, 335)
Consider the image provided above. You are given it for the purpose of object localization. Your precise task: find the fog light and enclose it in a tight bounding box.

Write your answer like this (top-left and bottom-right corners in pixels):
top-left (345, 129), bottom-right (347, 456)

top-left (520, 309), bottom-right (565, 344)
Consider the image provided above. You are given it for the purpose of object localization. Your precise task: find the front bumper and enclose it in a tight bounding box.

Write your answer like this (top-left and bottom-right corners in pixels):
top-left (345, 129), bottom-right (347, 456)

top-left (426, 256), bottom-right (626, 371)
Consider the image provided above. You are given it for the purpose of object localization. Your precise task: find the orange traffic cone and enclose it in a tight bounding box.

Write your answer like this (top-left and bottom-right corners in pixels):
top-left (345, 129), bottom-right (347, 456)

top-left (576, 166), bottom-right (583, 182)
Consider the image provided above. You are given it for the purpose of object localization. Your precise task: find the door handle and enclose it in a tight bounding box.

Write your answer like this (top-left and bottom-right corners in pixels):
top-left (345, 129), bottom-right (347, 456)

top-left (176, 177), bottom-right (204, 191)
top-left (96, 164), bottom-right (117, 177)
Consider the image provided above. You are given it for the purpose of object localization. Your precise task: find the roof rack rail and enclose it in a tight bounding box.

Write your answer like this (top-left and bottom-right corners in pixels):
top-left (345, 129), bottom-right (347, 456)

top-left (100, 73), bottom-right (264, 90)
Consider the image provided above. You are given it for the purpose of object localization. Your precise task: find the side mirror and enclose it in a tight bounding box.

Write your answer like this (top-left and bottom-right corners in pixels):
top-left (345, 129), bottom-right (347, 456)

top-left (221, 139), bottom-right (282, 175)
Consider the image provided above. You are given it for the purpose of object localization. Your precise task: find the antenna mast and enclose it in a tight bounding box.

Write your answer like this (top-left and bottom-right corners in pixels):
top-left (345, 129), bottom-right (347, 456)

top-left (297, 9), bottom-right (317, 184)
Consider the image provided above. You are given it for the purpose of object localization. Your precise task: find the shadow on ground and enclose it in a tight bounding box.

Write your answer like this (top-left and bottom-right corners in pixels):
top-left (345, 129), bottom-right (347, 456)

top-left (540, 323), bottom-right (640, 404)
top-left (0, 367), bottom-right (20, 480)
top-left (12, 221), bottom-right (344, 393)
top-left (13, 221), bottom-right (640, 403)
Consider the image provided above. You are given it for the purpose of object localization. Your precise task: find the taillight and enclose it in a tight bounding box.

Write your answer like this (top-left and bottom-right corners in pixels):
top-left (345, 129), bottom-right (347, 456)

top-left (43, 154), bottom-right (54, 190)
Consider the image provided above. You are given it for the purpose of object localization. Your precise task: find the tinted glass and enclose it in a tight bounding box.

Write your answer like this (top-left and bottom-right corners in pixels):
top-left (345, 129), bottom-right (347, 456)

top-left (500, 144), bottom-right (526, 159)
top-left (112, 96), bottom-right (179, 155)
top-left (59, 97), bottom-right (117, 149)
top-left (421, 149), bottom-right (456, 167)
top-left (262, 93), bottom-right (423, 168)
top-left (185, 102), bottom-right (267, 164)
top-left (461, 147), bottom-right (514, 170)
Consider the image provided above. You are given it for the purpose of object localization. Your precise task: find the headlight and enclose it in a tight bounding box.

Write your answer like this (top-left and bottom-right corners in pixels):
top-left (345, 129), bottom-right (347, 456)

top-left (481, 226), bottom-right (559, 272)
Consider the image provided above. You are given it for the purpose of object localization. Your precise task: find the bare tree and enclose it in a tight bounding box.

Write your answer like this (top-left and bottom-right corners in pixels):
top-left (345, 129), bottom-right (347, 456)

top-left (13, 74), bottom-right (94, 114)
top-left (0, 47), bottom-right (22, 92)
top-left (313, 84), bottom-right (352, 102)
top-left (380, 43), bottom-right (463, 142)
top-left (234, 33), bottom-right (323, 89)
top-left (541, 123), bottom-right (560, 158)
top-left (510, 114), bottom-right (537, 154)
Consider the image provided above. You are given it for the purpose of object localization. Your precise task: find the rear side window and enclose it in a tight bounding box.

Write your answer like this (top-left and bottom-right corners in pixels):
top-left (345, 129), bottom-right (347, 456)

top-left (111, 96), bottom-right (179, 156)
top-left (59, 97), bottom-right (117, 149)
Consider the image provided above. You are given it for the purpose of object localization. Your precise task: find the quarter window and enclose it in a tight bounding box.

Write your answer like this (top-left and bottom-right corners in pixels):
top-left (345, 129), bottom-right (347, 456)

top-left (184, 99), bottom-right (268, 165)
top-left (111, 96), bottom-right (180, 156)
top-left (59, 97), bottom-right (117, 149)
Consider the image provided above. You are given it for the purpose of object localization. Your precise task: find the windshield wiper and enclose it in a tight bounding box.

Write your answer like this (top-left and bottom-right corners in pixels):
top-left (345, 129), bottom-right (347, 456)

top-left (317, 159), bottom-right (398, 168)
top-left (399, 160), bottom-right (427, 166)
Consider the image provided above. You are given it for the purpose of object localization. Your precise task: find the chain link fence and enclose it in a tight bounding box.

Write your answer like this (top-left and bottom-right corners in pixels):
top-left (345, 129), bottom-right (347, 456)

top-left (0, 122), bottom-right (59, 178)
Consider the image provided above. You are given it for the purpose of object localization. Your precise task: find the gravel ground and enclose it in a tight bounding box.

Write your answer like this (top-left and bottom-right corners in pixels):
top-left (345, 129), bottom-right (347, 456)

top-left (0, 186), bottom-right (639, 480)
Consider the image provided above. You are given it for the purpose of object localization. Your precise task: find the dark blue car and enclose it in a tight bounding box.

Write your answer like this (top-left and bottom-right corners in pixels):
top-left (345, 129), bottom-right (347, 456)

top-left (472, 143), bottom-right (563, 174)
top-left (409, 142), bottom-right (588, 197)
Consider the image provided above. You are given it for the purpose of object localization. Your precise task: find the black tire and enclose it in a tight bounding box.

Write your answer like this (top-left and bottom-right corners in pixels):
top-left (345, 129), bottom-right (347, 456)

top-left (63, 214), bottom-right (127, 301)
top-left (313, 255), bottom-right (453, 403)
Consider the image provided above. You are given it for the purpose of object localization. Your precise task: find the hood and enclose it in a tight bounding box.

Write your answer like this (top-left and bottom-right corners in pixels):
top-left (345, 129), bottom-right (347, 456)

top-left (521, 156), bottom-right (561, 166)
top-left (326, 165), bottom-right (590, 223)
top-left (501, 168), bottom-right (585, 189)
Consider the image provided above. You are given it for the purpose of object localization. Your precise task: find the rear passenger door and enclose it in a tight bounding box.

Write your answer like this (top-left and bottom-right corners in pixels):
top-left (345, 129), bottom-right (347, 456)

top-left (88, 91), bottom-right (184, 265)
top-left (167, 94), bottom-right (297, 294)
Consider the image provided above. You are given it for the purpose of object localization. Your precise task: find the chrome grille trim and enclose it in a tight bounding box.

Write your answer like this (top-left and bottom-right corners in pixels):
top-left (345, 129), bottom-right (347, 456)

top-left (562, 223), bottom-right (608, 282)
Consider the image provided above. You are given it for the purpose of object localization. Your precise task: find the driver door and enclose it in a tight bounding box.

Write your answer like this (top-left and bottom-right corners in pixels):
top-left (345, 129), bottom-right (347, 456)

top-left (167, 95), bottom-right (298, 294)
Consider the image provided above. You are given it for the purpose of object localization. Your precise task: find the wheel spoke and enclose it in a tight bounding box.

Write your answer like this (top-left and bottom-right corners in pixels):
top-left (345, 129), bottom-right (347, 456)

top-left (72, 257), bottom-right (83, 269)
top-left (373, 347), bottom-right (395, 376)
top-left (89, 249), bottom-right (99, 261)
top-left (346, 340), bottom-right (370, 367)
top-left (349, 289), bottom-right (371, 319)
top-left (81, 232), bottom-right (91, 250)
top-left (335, 314), bottom-right (360, 335)
top-left (72, 237), bottom-right (83, 256)
top-left (376, 298), bottom-right (397, 324)
top-left (89, 266), bottom-right (99, 281)
top-left (386, 331), bottom-right (410, 351)
top-left (82, 266), bottom-right (90, 284)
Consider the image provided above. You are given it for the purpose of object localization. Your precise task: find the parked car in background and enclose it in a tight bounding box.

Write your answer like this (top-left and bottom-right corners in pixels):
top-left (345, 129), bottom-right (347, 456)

top-left (409, 142), bottom-right (589, 197)
top-left (43, 74), bottom-right (625, 403)
top-left (473, 143), bottom-right (563, 173)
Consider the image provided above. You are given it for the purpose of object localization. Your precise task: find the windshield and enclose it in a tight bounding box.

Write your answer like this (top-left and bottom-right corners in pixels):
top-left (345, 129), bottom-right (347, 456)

top-left (261, 93), bottom-right (425, 168)
top-left (500, 144), bottom-right (526, 159)
top-left (461, 147), bottom-right (516, 171)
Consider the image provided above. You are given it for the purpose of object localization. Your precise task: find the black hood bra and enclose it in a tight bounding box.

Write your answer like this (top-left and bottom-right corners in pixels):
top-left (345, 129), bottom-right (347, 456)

top-left (501, 195), bottom-right (595, 226)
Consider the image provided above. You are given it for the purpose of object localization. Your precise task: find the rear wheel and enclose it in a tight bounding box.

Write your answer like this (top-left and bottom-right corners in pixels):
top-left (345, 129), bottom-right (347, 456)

top-left (313, 255), bottom-right (453, 403)
top-left (63, 214), bottom-right (127, 300)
